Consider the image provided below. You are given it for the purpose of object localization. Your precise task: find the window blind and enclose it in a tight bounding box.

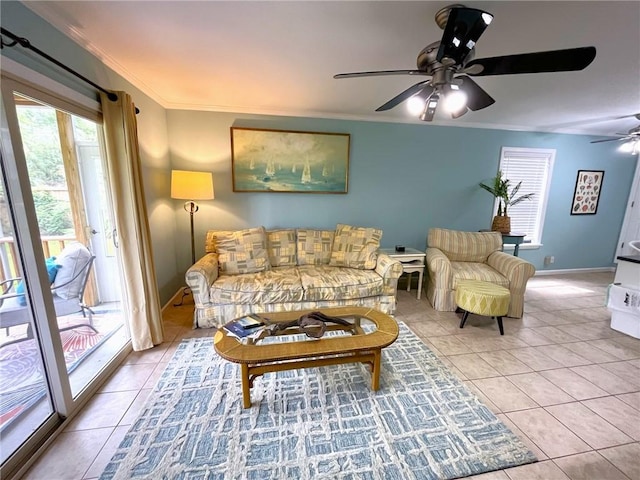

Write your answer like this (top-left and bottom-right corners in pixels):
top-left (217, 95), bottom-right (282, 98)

top-left (499, 147), bottom-right (555, 244)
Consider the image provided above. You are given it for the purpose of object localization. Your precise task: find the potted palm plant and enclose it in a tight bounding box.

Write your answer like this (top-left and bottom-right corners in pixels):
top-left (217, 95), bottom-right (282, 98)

top-left (479, 171), bottom-right (534, 233)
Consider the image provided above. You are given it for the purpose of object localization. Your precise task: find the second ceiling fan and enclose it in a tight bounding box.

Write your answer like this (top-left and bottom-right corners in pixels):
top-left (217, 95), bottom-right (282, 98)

top-left (334, 4), bottom-right (597, 121)
top-left (590, 114), bottom-right (640, 154)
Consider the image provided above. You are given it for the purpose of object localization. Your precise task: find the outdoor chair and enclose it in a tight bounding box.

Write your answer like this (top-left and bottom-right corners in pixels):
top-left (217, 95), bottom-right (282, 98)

top-left (0, 243), bottom-right (97, 348)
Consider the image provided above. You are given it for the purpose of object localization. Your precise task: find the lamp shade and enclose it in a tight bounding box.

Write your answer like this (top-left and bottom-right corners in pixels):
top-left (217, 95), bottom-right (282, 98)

top-left (171, 170), bottom-right (215, 200)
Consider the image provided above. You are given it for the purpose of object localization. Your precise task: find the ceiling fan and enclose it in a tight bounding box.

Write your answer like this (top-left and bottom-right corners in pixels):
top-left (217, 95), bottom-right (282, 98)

top-left (334, 4), bottom-right (597, 121)
top-left (590, 114), bottom-right (640, 154)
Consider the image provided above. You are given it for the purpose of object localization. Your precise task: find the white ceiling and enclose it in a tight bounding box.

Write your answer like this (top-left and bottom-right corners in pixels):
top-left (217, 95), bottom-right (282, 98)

top-left (22, 1), bottom-right (640, 137)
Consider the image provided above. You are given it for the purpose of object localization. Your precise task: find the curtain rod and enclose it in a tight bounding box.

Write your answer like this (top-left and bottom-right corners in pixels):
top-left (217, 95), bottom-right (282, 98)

top-left (1, 27), bottom-right (140, 114)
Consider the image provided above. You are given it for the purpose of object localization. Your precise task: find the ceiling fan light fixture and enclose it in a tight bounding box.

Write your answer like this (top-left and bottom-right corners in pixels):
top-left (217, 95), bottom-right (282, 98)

top-left (443, 84), bottom-right (468, 113)
top-left (420, 94), bottom-right (439, 121)
top-left (619, 139), bottom-right (639, 155)
top-left (407, 95), bottom-right (426, 115)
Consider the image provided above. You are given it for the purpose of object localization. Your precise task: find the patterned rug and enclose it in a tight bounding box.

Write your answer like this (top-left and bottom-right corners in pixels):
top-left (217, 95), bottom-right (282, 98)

top-left (101, 322), bottom-right (537, 479)
top-left (0, 325), bottom-right (105, 429)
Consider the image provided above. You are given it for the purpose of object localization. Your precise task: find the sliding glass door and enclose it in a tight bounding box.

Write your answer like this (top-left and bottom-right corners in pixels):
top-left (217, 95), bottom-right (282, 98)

top-left (0, 152), bottom-right (58, 467)
top-left (0, 77), bottom-right (130, 473)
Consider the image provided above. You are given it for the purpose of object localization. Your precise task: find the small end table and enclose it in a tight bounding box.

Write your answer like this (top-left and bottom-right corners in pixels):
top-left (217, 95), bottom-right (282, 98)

top-left (501, 232), bottom-right (526, 257)
top-left (380, 247), bottom-right (426, 299)
top-left (480, 230), bottom-right (527, 257)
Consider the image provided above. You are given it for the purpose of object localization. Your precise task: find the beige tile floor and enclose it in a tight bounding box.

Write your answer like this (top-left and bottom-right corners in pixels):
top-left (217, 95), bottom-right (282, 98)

top-left (21, 272), bottom-right (640, 480)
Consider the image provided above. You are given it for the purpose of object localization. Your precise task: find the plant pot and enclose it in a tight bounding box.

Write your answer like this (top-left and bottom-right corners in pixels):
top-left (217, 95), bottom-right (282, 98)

top-left (491, 215), bottom-right (511, 233)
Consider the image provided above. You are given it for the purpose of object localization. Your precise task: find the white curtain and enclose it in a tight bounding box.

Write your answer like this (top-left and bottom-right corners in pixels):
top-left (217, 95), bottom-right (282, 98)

top-left (100, 91), bottom-right (163, 350)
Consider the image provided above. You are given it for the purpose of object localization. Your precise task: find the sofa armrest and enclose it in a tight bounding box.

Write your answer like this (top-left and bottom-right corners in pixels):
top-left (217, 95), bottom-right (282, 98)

top-left (426, 247), bottom-right (453, 290)
top-left (375, 253), bottom-right (403, 296)
top-left (487, 251), bottom-right (536, 291)
top-left (185, 253), bottom-right (219, 306)
top-left (375, 253), bottom-right (403, 279)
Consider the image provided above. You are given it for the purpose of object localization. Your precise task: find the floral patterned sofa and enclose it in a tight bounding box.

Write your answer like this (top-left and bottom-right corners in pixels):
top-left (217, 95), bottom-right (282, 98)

top-left (185, 224), bottom-right (403, 328)
top-left (426, 228), bottom-right (535, 318)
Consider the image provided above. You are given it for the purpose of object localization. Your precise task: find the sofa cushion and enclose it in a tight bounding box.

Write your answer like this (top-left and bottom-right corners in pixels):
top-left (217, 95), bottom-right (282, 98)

top-left (212, 227), bottom-right (270, 275)
top-left (267, 229), bottom-right (297, 267)
top-left (210, 267), bottom-right (304, 304)
top-left (205, 230), bottom-right (217, 254)
top-left (329, 224), bottom-right (382, 270)
top-left (451, 261), bottom-right (509, 289)
top-left (298, 265), bottom-right (383, 301)
top-left (52, 243), bottom-right (92, 300)
top-left (296, 229), bottom-right (334, 265)
top-left (428, 228), bottom-right (502, 263)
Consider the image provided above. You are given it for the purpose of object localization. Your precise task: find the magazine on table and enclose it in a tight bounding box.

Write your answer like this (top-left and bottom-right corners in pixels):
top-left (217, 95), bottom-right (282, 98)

top-left (223, 313), bottom-right (268, 340)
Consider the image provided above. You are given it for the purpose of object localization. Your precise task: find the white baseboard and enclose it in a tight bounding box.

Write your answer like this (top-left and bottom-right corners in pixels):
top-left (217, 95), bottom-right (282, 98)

top-left (163, 287), bottom-right (191, 311)
top-left (534, 266), bottom-right (615, 276)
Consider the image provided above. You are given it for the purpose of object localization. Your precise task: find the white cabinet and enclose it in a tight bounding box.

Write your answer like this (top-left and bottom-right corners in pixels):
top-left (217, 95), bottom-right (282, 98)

top-left (609, 255), bottom-right (640, 339)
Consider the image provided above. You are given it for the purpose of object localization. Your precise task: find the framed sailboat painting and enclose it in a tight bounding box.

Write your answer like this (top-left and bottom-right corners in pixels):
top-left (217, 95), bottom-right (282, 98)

top-left (230, 127), bottom-right (350, 193)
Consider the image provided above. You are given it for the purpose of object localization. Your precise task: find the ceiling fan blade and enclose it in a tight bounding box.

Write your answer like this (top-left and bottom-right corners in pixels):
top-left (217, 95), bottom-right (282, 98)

top-left (457, 75), bottom-right (495, 111)
top-left (437, 7), bottom-right (493, 65)
top-left (334, 70), bottom-right (429, 79)
top-left (465, 46), bottom-right (596, 76)
top-left (376, 82), bottom-right (433, 112)
top-left (590, 137), bottom-right (628, 144)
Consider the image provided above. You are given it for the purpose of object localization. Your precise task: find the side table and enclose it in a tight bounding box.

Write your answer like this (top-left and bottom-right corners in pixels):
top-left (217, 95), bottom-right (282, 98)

top-left (380, 247), bottom-right (426, 299)
top-left (480, 230), bottom-right (526, 257)
top-left (501, 232), bottom-right (526, 257)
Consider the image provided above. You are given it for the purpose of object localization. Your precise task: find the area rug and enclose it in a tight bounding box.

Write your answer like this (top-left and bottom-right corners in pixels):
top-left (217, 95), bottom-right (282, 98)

top-left (101, 322), bottom-right (537, 479)
top-left (0, 325), bottom-right (106, 429)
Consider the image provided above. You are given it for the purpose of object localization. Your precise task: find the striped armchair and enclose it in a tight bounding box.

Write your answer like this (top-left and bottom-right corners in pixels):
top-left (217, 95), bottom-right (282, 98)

top-left (426, 228), bottom-right (535, 318)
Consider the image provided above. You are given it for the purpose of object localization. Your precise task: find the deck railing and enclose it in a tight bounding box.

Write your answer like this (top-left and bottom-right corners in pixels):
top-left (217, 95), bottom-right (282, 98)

top-left (0, 236), bottom-right (76, 283)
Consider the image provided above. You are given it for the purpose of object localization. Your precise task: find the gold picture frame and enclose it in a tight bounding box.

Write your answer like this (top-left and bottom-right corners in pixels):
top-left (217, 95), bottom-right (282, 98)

top-left (231, 127), bottom-right (350, 193)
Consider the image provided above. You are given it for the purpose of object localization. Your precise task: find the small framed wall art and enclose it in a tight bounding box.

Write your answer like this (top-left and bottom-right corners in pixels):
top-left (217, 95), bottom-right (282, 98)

top-left (571, 170), bottom-right (604, 215)
top-left (230, 127), bottom-right (350, 193)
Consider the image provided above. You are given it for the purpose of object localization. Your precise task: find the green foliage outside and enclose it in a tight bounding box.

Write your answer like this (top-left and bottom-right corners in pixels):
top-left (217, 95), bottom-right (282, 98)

top-left (16, 106), bottom-right (73, 235)
top-left (32, 191), bottom-right (73, 236)
top-left (16, 107), bottom-right (67, 187)
top-left (3, 106), bottom-right (99, 238)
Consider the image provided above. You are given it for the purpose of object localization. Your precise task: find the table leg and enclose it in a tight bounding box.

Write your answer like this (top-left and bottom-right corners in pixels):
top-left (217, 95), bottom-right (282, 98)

top-left (513, 244), bottom-right (520, 257)
top-left (406, 272), bottom-right (412, 292)
top-left (417, 269), bottom-right (424, 300)
top-left (371, 350), bottom-right (381, 391)
top-left (241, 363), bottom-right (251, 408)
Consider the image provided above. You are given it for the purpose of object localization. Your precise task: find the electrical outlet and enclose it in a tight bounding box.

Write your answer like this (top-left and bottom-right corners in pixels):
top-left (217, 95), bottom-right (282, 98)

top-left (544, 255), bottom-right (555, 266)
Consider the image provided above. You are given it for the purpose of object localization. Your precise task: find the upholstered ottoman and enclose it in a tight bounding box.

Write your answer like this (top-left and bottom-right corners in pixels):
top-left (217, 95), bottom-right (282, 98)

top-left (455, 280), bottom-right (510, 335)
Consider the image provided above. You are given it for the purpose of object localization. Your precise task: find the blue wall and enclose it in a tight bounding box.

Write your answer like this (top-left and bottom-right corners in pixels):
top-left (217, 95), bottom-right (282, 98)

top-left (168, 112), bottom-right (636, 272)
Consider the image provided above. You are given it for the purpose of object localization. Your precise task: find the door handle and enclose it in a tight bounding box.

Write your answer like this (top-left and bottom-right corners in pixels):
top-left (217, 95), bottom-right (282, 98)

top-left (112, 228), bottom-right (119, 248)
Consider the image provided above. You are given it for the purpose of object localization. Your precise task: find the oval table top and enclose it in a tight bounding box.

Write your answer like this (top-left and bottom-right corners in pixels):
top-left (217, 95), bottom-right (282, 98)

top-left (213, 306), bottom-right (399, 364)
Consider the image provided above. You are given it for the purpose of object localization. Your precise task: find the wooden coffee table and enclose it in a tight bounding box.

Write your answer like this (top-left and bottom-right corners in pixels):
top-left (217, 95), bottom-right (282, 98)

top-left (213, 306), bottom-right (399, 408)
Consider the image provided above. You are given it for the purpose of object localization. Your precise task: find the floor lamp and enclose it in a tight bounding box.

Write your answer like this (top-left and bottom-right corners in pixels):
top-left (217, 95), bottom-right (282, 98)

top-left (171, 170), bottom-right (214, 305)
